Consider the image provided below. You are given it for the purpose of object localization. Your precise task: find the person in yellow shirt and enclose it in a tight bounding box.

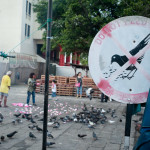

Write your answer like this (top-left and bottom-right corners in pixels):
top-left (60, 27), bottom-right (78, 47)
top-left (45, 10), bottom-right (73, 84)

top-left (0, 71), bottom-right (12, 107)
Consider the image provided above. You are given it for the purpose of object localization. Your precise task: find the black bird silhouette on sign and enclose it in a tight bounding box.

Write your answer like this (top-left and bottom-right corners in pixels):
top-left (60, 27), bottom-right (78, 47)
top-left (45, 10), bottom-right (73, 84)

top-left (111, 33), bottom-right (150, 79)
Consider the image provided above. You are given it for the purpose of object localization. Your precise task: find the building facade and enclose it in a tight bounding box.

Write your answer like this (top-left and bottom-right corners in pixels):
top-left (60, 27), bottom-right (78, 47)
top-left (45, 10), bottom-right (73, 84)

top-left (0, 0), bottom-right (45, 83)
top-left (0, 0), bottom-right (44, 55)
top-left (0, 0), bottom-right (83, 83)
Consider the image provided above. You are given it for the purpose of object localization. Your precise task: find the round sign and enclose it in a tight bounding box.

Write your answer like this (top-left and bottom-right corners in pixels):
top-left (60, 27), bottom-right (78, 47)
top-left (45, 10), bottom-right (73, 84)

top-left (89, 16), bottom-right (150, 104)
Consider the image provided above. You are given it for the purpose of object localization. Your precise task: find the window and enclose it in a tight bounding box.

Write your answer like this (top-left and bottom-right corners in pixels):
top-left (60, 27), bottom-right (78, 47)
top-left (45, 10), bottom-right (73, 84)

top-left (29, 2), bottom-right (31, 16)
top-left (25, 24), bottom-right (27, 36)
top-left (26, 1), bottom-right (28, 14)
top-left (27, 25), bottom-right (30, 37)
top-left (37, 44), bottom-right (43, 57)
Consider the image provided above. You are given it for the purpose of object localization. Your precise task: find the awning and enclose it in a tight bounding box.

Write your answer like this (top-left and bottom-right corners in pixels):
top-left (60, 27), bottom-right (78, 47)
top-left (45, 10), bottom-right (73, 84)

top-left (36, 55), bottom-right (46, 63)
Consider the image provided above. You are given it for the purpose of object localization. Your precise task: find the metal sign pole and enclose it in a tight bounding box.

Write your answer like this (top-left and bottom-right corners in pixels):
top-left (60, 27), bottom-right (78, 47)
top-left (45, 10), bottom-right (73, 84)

top-left (124, 104), bottom-right (133, 150)
top-left (42, 0), bottom-right (52, 149)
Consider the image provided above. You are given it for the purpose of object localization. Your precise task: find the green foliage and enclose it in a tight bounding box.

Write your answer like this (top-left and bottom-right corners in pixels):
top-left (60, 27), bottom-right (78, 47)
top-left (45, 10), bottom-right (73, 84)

top-left (79, 53), bottom-right (88, 65)
top-left (33, 0), bottom-right (150, 62)
top-left (33, 1), bottom-right (48, 28)
top-left (119, 0), bottom-right (150, 17)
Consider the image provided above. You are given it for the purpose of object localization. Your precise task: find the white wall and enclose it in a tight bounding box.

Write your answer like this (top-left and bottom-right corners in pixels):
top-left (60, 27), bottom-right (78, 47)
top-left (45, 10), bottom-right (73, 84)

top-left (0, 0), bottom-right (43, 56)
top-left (56, 65), bottom-right (91, 77)
top-left (20, 0), bottom-right (35, 55)
top-left (0, 0), bottom-right (22, 53)
top-left (20, 0), bottom-right (44, 56)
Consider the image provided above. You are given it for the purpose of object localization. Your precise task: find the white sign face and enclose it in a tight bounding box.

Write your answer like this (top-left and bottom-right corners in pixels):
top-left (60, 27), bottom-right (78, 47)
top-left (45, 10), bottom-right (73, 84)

top-left (89, 16), bottom-right (150, 104)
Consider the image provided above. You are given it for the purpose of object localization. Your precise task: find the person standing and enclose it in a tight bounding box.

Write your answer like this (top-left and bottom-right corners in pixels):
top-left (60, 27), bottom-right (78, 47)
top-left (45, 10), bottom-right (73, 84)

top-left (0, 71), bottom-right (12, 107)
top-left (26, 73), bottom-right (37, 106)
top-left (51, 80), bottom-right (57, 100)
top-left (76, 72), bottom-right (83, 98)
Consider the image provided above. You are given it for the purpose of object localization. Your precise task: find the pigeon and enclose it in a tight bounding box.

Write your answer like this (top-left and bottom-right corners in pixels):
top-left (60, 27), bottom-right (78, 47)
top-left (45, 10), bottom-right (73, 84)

top-left (47, 132), bottom-right (54, 139)
top-left (29, 132), bottom-right (36, 139)
top-left (0, 112), bottom-right (4, 123)
top-left (53, 122), bottom-right (60, 129)
top-left (93, 131), bottom-right (98, 141)
top-left (12, 120), bottom-right (16, 125)
top-left (78, 134), bottom-right (87, 138)
top-left (73, 118), bottom-right (78, 122)
top-left (111, 114), bottom-right (117, 118)
top-left (89, 121), bottom-right (95, 126)
top-left (51, 116), bottom-right (57, 121)
top-left (16, 118), bottom-right (22, 123)
top-left (108, 120), bottom-right (115, 124)
top-left (49, 118), bottom-right (53, 122)
top-left (0, 113), bottom-right (4, 119)
top-left (106, 108), bottom-right (111, 113)
top-left (30, 118), bottom-right (36, 124)
top-left (101, 109), bottom-right (106, 113)
top-left (46, 142), bottom-right (55, 147)
top-left (22, 114), bottom-right (26, 119)
top-left (14, 113), bottom-right (21, 118)
top-left (0, 118), bottom-right (3, 123)
top-left (36, 126), bottom-right (43, 132)
top-left (25, 114), bottom-right (32, 120)
top-left (48, 121), bottom-right (54, 126)
top-left (38, 118), bottom-right (44, 121)
top-left (7, 131), bottom-right (17, 138)
top-left (1, 136), bottom-right (5, 141)
top-left (34, 114), bottom-right (39, 118)
top-left (101, 119), bottom-right (106, 124)
top-left (88, 124), bottom-right (95, 129)
top-left (26, 116), bottom-right (32, 121)
top-left (82, 104), bottom-right (88, 111)
top-left (28, 125), bottom-right (36, 130)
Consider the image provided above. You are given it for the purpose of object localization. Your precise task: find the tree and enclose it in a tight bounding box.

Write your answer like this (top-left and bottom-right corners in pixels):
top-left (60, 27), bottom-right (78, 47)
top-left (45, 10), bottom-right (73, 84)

top-left (33, 0), bottom-right (150, 64)
top-left (119, 0), bottom-right (150, 17)
top-left (33, 0), bottom-right (67, 52)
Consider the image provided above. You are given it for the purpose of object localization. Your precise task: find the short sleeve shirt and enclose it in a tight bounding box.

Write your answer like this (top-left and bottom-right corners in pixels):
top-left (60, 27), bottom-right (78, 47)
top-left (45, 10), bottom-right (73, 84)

top-left (77, 77), bottom-right (82, 86)
top-left (52, 83), bottom-right (56, 92)
top-left (27, 78), bottom-right (36, 92)
top-left (0, 75), bottom-right (11, 93)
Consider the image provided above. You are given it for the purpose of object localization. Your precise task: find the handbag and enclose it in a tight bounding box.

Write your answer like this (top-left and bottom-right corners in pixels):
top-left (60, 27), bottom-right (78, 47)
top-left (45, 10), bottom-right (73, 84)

top-left (75, 83), bottom-right (80, 87)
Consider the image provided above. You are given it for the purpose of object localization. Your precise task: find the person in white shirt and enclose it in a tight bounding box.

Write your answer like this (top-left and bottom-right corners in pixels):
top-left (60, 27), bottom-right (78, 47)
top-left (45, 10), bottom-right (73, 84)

top-left (85, 88), bottom-right (94, 100)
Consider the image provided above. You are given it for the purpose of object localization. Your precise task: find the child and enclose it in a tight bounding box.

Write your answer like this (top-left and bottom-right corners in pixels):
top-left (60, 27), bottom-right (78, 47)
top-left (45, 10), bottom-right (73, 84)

top-left (85, 88), bottom-right (94, 100)
top-left (51, 80), bottom-right (57, 100)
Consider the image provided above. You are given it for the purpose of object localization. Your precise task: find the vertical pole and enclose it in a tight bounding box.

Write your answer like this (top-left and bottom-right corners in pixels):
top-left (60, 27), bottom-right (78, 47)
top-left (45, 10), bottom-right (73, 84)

top-left (42, 0), bottom-right (52, 150)
top-left (124, 104), bottom-right (133, 150)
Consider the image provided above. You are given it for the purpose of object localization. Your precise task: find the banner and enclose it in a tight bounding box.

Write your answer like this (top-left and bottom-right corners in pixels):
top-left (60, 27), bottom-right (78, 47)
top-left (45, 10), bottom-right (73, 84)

top-left (9, 52), bottom-right (38, 69)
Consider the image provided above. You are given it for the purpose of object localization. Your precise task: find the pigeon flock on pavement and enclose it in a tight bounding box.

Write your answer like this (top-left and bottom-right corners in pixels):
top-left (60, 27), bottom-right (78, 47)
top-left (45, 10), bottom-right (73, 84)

top-left (0, 101), bottom-right (122, 147)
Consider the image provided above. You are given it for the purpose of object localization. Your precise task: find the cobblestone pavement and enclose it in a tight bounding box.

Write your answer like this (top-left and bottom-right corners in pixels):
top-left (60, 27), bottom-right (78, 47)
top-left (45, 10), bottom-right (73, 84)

top-left (0, 85), bottom-right (142, 150)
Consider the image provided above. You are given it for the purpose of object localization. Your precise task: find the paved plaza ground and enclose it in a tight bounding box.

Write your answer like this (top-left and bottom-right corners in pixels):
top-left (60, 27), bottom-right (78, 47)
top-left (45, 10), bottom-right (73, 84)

top-left (0, 85), bottom-right (142, 150)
